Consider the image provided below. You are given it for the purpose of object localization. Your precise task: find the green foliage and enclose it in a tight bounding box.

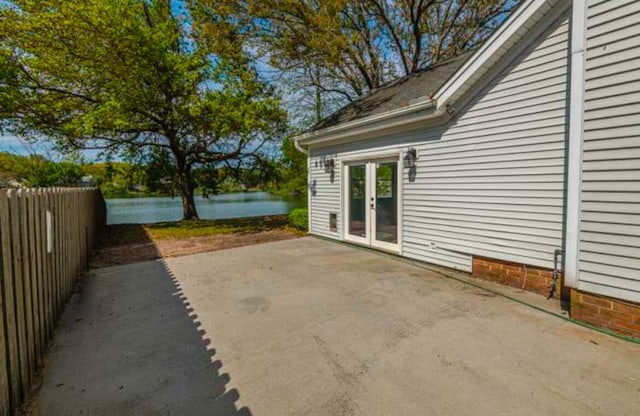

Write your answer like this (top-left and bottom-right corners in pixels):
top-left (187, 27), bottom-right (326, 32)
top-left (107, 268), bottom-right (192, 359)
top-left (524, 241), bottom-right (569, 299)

top-left (288, 208), bottom-right (308, 231)
top-left (0, 152), bottom-right (21, 183)
top-left (0, 0), bottom-right (287, 219)
top-left (0, 151), bottom-right (82, 187)
top-left (278, 136), bottom-right (307, 196)
top-left (23, 159), bottom-right (82, 187)
top-left (79, 161), bottom-right (148, 198)
top-left (0, 149), bottom-right (298, 199)
top-left (202, 0), bottom-right (517, 124)
top-left (143, 149), bottom-right (180, 197)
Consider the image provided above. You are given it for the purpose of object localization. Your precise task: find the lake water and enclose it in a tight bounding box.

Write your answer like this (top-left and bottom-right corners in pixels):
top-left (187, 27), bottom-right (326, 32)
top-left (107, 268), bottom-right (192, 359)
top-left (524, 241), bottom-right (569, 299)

top-left (106, 192), bottom-right (305, 224)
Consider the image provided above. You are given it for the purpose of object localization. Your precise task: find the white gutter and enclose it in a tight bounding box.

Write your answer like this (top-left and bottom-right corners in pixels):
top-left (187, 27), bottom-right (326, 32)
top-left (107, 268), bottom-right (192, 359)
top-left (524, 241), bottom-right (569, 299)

top-left (294, 136), bottom-right (308, 155)
top-left (294, 99), bottom-right (438, 148)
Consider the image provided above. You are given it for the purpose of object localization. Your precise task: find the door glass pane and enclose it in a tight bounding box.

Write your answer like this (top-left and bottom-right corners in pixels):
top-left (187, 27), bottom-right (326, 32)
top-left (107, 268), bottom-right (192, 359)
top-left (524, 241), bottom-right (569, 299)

top-left (349, 165), bottom-right (366, 237)
top-left (375, 162), bottom-right (397, 244)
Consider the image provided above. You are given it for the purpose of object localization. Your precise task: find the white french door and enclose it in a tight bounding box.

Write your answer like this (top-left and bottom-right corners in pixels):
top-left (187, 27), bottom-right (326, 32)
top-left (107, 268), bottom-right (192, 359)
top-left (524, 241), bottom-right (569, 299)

top-left (344, 158), bottom-right (400, 252)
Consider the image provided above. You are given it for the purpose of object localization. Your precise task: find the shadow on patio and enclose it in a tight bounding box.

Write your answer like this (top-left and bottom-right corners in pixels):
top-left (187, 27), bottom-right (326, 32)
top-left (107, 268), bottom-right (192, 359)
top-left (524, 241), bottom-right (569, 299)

top-left (29, 257), bottom-right (251, 415)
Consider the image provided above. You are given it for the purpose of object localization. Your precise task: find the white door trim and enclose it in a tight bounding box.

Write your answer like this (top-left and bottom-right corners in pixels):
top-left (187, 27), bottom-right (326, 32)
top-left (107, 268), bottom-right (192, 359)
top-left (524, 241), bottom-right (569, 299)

top-left (340, 149), bottom-right (402, 162)
top-left (343, 161), bottom-right (371, 246)
top-left (370, 157), bottom-right (401, 252)
top-left (342, 156), bottom-right (402, 253)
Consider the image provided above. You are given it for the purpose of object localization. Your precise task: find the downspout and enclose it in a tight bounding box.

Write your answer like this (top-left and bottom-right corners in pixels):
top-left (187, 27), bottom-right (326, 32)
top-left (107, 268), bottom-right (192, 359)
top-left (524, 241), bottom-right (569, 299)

top-left (292, 136), bottom-right (311, 233)
top-left (548, 249), bottom-right (564, 299)
top-left (564, 0), bottom-right (588, 288)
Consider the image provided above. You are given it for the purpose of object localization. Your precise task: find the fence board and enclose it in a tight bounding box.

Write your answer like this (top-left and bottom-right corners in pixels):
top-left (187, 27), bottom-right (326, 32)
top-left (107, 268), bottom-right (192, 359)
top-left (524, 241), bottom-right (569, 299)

top-left (43, 192), bottom-right (50, 339)
top-left (35, 190), bottom-right (46, 350)
top-left (28, 190), bottom-right (43, 368)
top-left (35, 190), bottom-right (44, 363)
top-left (19, 190), bottom-right (35, 388)
top-left (0, 192), bottom-right (10, 416)
top-left (54, 190), bottom-right (61, 321)
top-left (0, 191), bottom-right (19, 412)
top-left (0, 188), bottom-right (105, 415)
top-left (9, 190), bottom-right (29, 400)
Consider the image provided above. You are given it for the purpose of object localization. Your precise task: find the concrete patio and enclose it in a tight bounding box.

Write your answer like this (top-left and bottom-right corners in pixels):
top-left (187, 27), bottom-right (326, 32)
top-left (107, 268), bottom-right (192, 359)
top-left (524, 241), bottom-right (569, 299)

top-left (29, 237), bottom-right (640, 415)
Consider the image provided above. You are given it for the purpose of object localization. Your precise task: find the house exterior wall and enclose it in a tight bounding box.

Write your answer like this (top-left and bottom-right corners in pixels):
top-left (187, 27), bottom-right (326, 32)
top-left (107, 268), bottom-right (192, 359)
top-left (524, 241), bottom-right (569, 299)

top-left (308, 9), bottom-right (571, 273)
top-left (576, 0), bottom-right (640, 303)
top-left (308, 153), bottom-right (342, 239)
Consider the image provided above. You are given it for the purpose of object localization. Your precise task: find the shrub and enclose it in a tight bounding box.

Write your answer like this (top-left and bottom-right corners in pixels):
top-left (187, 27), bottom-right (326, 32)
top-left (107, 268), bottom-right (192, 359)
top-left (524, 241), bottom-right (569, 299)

top-left (288, 208), bottom-right (308, 231)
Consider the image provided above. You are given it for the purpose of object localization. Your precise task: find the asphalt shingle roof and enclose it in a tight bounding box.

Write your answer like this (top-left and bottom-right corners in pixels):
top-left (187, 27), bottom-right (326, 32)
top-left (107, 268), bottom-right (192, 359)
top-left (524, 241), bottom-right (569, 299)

top-left (310, 52), bottom-right (473, 132)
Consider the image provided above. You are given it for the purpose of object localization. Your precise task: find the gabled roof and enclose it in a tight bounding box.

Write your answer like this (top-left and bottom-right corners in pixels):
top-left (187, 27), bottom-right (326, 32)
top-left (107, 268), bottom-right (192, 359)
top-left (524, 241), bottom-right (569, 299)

top-left (294, 0), bottom-right (567, 149)
top-left (311, 52), bottom-right (473, 132)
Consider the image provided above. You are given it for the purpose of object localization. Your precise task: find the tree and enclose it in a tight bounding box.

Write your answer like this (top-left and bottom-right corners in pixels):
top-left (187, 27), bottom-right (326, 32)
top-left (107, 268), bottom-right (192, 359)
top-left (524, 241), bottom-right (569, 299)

top-left (0, 151), bottom-right (82, 187)
top-left (0, 0), bottom-right (287, 219)
top-left (143, 148), bottom-right (181, 198)
top-left (20, 157), bottom-right (83, 187)
top-left (200, 0), bottom-right (518, 123)
top-left (276, 136), bottom-right (307, 196)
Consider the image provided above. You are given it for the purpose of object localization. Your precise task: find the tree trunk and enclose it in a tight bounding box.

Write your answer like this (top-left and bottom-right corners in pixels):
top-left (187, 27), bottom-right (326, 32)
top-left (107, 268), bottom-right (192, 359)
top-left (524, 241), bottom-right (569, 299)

top-left (179, 177), bottom-right (199, 220)
top-left (167, 132), bottom-right (199, 220)
top-left (174, 152), bottom-right (199, 220)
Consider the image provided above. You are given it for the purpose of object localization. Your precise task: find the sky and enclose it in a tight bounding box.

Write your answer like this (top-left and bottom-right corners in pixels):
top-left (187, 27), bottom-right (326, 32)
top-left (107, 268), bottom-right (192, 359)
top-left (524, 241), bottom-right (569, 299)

top-left (0, 134), bottom-right (103, 160)
top-left (0, 135), bottom-right (45, 155)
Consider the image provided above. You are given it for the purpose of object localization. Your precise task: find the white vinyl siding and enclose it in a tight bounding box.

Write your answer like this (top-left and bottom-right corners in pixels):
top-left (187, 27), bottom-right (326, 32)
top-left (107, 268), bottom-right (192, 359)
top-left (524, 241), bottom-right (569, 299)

top-left (307, 9), bottom-right (570, 273)
top-left (577, 0), bottom-right (640, 302)
top-left (308, 150), bottom-right (341, 239)
top-left (416, 15), bottom-right (569, 267)
top-left (402, 11), bottom-right (570, 271)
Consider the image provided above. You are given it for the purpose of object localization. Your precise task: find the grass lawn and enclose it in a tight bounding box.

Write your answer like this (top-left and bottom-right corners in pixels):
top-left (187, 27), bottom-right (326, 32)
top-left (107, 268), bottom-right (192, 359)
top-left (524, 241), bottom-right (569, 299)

top-left (146, 215), bottom-right (298, 239)
top-left (91, 215), bottom-right (304, 268)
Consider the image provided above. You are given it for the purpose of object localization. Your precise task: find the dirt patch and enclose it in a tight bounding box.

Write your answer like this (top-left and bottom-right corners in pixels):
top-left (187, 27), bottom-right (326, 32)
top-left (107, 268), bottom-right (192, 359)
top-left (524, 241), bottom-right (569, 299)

top-left (154, 229), bottom-right (299, 258)
top-left (90, 216), bottom-right (301, 268)
top-left (90, 241), bottom-right (161, 268)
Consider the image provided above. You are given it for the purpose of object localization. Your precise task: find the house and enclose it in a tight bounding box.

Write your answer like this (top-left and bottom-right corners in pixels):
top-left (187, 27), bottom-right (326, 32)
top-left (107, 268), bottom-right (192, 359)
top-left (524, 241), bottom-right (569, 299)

top-left (293, 0), bottom-right (640, 339)
top-left (81, 175), bottom-right (97, 187)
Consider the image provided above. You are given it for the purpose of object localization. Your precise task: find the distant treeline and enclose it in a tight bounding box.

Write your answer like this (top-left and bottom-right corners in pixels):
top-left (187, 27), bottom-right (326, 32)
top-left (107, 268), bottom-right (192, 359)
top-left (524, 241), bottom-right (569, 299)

top-left (0, 138), bottom-right (306, 199)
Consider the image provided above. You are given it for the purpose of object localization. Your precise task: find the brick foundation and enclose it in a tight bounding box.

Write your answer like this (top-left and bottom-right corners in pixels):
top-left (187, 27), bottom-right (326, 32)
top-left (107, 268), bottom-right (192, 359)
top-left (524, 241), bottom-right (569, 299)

top-left (472, 256), bottom-right (561, 299)
top-left (570, 289), bottom-right (640, 340)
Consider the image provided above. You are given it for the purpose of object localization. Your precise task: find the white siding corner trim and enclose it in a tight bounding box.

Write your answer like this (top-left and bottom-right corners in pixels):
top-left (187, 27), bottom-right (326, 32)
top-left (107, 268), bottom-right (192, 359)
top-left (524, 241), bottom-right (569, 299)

top-left (565, 0), bottom-right (588, 288)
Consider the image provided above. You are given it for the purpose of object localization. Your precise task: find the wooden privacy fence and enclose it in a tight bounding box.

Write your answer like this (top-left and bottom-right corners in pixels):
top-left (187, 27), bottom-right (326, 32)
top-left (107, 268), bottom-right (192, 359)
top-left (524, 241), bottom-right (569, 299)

top-left (0, 188), bottom-right (106, 416)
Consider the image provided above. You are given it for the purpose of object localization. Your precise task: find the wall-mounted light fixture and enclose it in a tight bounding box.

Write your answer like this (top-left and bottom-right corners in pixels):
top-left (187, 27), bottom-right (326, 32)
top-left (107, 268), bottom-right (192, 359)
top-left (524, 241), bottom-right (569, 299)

top-left (403, 148), bottom-right (417, 169)
top-left (310, 179), bottom-right (317, 197)
top-left (323, 158), bottom-right (335, 174)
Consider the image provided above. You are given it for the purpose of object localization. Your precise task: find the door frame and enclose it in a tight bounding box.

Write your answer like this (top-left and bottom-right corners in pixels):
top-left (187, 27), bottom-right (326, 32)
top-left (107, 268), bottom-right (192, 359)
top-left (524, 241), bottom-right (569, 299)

top-left (341, 152), bottom-right (403, 254)
top-left (370, 157), bottom-right (402, 252)
top-left (342, 160), bottom-right (371, 247)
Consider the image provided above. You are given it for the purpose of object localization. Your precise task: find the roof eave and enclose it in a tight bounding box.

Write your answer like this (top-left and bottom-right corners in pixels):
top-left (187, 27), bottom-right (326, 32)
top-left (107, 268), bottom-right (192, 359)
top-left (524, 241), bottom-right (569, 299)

top-left (294, 0), bottom-right (565, 150)
top-left (294, 99), bottom-right (437, 148)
